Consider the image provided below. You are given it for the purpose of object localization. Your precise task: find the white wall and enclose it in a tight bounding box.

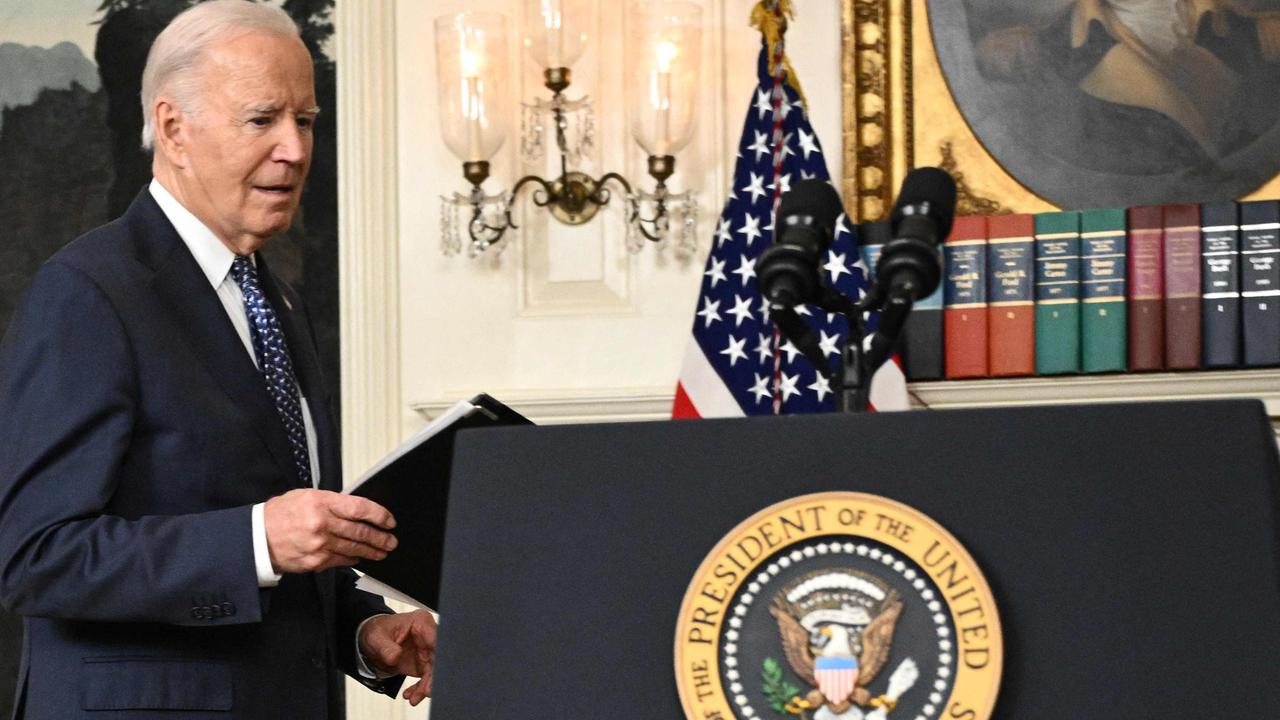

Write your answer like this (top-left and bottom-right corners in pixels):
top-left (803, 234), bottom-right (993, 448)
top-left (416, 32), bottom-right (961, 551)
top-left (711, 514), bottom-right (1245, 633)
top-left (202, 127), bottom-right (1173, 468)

top-left (396, 0), bottom-right (842, 429)
top-left (337, 1), bottom-right (844, 717)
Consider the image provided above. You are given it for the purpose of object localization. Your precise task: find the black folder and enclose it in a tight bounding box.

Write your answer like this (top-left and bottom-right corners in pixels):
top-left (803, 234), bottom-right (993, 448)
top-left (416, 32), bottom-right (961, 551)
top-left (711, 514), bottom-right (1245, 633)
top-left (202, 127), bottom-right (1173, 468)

top-left (345, 394), bottom-right (530, 608)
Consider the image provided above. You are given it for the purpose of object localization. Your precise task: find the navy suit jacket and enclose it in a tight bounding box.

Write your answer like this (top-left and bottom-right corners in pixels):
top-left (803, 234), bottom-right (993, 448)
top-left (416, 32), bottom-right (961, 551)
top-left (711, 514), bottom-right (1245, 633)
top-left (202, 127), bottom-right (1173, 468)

top-left (0, 189), bottom-right (400, 718)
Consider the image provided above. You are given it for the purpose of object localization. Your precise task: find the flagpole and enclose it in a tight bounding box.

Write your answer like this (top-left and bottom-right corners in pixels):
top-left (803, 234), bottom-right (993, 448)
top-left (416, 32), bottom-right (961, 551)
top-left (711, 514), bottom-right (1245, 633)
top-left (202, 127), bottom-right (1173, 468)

top-left (764, 0), bottom-right (791, 416)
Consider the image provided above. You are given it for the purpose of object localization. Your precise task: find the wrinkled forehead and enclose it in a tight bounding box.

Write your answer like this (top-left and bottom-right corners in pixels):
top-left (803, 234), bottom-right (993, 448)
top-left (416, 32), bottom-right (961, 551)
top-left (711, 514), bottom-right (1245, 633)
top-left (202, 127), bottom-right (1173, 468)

top-left (197, 30), bottom-right (316, 109)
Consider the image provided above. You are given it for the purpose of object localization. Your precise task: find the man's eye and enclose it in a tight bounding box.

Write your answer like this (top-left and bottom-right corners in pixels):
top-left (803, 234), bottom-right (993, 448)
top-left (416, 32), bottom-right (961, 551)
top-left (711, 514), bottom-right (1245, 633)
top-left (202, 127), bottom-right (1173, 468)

top-left (249, 117), bottom-right (271, 127)
top-left (297, 117), bottom-right (314, 130)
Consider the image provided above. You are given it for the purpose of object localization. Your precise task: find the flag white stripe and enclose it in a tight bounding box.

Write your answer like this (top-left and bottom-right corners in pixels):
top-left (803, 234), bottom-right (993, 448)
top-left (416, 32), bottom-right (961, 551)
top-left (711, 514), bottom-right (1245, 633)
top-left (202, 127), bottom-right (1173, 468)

top-left (679, 341), bottom-right (746, 418)
top-left (870, 356), bottom-right (910, 411)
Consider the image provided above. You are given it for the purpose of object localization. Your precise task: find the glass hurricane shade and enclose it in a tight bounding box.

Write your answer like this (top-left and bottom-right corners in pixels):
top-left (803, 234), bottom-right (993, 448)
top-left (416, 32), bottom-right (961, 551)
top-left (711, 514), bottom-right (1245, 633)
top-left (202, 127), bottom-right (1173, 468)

top-left (435, 12), bottom-right (510, 163)
top-left (520, 0), bottom-right (591, 70)
top-left (625, 0), bottom-right (701, 157)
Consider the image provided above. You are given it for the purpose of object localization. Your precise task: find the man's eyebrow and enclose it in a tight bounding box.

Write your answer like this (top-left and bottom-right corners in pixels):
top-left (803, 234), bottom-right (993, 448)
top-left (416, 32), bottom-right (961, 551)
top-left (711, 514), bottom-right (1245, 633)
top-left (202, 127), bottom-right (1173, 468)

top-left (245, 104), bottom-right (321, 115)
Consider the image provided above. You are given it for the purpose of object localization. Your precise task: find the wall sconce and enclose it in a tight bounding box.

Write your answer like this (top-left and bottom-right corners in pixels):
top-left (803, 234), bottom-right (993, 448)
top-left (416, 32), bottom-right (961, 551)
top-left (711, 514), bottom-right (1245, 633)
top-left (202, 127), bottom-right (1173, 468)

top-left (437, 1), bottom-right (702, 258)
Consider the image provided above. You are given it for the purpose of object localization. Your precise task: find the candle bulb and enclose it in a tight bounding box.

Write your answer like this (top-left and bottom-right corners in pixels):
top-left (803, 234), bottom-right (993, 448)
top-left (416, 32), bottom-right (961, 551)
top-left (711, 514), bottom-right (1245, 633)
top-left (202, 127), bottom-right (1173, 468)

top-left (549, 7), bottom-right (562, 68)
top-left (436, 12), bottom-right (509, 169)
top-left (655, 40), bottom-right (678, 154)
top-left (461, 48), bottom-right (484, 162)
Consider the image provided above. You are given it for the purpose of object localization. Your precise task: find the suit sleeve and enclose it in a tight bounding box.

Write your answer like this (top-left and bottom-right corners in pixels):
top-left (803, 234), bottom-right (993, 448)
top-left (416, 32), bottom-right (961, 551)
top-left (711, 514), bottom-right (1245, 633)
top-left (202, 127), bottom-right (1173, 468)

top-left (334, 567), bottom-right (407, 696)
top-left (0, 261), bottom-right (263, 627)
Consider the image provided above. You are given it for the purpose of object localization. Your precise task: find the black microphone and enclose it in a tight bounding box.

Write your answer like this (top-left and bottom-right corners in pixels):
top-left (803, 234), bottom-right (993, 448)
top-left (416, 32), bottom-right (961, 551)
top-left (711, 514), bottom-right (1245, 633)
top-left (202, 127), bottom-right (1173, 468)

top-left (874, 166), bottom-right (956, 302)
top-left (756, 179), bottom-right (846, 309)
top-left (864, 167), bottom-right (956, 371)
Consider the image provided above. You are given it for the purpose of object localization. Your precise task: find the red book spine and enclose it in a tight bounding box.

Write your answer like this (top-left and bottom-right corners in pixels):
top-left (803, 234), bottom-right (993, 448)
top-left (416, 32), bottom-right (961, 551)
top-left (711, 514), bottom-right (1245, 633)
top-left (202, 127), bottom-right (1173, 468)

top-left (1128, 206), bottom-right (1165, 371)
top-left (945, 216), bottom-right (989, 378)
top-left (1163, 204), bottom-right (1201, 369)
top-left (986, 214), bottom-right (1036, 376)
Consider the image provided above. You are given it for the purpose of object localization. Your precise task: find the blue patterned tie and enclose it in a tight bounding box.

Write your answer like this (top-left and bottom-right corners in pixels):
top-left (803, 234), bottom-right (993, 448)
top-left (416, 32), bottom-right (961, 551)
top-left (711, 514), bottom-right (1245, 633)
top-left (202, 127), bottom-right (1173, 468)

top-left (231, 256), bottom-right (312, 487)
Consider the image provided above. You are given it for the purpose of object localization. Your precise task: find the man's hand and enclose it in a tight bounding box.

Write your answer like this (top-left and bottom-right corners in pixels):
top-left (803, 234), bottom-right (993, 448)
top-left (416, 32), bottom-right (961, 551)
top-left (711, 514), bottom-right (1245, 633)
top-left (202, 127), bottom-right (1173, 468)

top-left (263, 489), bottom-right (397, 573)
top-left (359, 610), bottom-right (438, 706)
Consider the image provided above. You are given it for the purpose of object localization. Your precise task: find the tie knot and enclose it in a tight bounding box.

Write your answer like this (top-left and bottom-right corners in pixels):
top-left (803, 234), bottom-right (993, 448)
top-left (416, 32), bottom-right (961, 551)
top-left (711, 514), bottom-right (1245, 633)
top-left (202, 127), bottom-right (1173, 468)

top-left (230, 255), bottom-right (257, 289)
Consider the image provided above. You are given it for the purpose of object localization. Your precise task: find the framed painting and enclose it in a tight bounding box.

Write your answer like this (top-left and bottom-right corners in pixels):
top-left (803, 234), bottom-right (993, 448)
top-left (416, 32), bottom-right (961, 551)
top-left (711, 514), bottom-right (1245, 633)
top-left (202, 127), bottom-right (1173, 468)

top-left (842, 0), bottom-right (1280, 219)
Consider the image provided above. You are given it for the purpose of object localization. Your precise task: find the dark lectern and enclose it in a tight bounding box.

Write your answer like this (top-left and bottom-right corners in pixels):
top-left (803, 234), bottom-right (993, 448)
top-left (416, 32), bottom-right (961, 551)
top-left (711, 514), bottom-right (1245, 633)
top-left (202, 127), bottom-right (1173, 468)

top-left (428, 400), bottom-right (1280, 718)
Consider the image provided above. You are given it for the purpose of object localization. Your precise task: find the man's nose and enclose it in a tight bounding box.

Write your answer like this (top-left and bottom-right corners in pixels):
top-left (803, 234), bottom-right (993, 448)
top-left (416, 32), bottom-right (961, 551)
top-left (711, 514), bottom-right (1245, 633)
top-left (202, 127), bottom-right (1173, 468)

top-left (272, 121), bottom-right (308, 164)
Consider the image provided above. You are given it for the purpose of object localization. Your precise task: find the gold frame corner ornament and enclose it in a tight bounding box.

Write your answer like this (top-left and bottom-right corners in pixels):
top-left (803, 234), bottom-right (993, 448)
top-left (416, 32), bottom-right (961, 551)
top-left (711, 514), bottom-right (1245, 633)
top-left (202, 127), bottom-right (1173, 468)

top-left (839, 0), bottom-right (1059, 221)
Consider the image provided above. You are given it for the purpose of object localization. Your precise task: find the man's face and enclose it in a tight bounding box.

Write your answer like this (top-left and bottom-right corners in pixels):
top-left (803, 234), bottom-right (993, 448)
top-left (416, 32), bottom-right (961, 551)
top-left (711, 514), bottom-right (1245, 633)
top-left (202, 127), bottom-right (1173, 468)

top-left (178, 31), bottom-right (317, 253)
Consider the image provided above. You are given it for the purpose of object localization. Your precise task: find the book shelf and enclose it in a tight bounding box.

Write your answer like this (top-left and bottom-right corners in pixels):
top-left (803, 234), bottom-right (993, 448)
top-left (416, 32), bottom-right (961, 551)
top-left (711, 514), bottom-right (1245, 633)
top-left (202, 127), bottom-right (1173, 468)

top-left (908, 369), bottom-right (1280, 432)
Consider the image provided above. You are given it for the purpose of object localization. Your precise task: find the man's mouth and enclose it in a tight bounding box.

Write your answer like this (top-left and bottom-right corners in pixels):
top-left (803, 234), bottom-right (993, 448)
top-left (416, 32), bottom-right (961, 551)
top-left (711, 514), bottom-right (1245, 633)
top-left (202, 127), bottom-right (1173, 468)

top-left (254, 184), bottom-right (294, 195)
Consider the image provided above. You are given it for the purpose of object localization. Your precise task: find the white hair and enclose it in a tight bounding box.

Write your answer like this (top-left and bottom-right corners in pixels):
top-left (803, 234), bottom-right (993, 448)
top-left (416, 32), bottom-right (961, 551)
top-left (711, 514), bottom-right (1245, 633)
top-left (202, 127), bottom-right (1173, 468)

top-left (140, 0), bottom-right (301, 150)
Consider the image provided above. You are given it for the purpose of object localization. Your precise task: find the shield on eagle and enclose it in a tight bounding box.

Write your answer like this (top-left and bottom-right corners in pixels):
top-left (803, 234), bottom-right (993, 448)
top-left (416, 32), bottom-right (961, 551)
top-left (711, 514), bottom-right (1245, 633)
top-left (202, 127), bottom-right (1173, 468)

top-left (814, 656), bottom-right (859, 705)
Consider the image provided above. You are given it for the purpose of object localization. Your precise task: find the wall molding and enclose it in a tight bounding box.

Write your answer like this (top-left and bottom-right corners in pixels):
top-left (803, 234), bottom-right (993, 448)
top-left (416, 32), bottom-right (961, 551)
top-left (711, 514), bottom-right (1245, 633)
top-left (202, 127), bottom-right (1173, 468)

top-left (411, 386), bottom-right (676, 425)
top-left (337, 0), bottom-right (402, 483)
top-left (336, 2), bottom-right (414, 717)
top-left (411, 372), bottom-right (1280, 428)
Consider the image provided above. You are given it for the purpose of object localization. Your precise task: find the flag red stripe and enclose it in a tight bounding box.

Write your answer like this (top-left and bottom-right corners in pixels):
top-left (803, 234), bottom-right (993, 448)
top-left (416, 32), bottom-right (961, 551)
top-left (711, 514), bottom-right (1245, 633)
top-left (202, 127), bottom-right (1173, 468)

top-left (671, 382), bottom-right (701, 419)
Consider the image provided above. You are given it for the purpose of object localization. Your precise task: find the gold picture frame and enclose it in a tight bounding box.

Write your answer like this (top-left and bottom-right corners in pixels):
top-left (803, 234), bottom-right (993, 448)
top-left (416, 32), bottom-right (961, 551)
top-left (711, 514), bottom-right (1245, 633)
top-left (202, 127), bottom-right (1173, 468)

top-left (841, 0), bottom-right (1280, 222)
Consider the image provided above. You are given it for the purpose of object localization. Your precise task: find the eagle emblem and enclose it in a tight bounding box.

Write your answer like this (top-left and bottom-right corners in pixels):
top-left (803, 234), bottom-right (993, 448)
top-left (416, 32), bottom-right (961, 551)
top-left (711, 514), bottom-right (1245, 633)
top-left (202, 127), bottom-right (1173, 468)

top-left (768, 569), bottom-right (920, 719)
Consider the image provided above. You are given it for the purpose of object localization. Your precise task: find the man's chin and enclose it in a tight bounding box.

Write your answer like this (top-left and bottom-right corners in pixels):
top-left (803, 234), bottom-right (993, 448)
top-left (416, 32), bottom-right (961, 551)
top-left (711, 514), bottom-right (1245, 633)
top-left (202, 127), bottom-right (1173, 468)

top-left (252, 212), bottom-right (297, 238)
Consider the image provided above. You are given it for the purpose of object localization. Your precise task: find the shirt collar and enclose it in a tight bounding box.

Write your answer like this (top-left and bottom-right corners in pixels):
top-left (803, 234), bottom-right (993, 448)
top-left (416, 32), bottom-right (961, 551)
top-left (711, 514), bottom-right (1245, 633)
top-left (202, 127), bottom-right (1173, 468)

top-left (149, 178), bottom-right (246, 289)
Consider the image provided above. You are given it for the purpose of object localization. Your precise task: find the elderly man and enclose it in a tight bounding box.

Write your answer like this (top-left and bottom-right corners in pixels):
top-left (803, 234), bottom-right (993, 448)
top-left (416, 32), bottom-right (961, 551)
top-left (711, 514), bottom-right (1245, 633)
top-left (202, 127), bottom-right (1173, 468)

top-left (0, 1), bottom-right (434, 717)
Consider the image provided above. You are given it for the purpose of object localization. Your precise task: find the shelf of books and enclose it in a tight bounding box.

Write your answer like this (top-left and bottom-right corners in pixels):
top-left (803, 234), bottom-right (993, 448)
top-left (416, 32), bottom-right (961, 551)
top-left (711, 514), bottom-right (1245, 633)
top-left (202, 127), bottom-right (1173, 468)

top-left (865, 200), bottom-right (1280, 431)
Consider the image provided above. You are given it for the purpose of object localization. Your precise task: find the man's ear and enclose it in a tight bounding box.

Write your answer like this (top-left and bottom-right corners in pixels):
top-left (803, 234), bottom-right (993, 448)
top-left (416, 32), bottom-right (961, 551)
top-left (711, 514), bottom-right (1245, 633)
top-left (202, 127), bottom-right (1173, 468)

top-left (153, 99), bottom-right (189, 168)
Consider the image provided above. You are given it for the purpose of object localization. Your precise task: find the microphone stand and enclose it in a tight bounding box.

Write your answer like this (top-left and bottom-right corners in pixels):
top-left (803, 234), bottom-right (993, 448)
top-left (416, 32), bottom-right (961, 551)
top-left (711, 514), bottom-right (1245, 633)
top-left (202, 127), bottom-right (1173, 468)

top-left (838, 276), bottom-right (918, 412)
top-left (768, 284), bottom-right (905, 413)
top-left (768, 273), bottom-right (921, 413)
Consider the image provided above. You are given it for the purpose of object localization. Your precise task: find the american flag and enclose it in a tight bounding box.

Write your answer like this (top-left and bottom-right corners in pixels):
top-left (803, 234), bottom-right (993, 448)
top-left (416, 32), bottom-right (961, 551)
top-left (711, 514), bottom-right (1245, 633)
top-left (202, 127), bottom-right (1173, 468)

top-left (672, 40), bottom-right (908, 418)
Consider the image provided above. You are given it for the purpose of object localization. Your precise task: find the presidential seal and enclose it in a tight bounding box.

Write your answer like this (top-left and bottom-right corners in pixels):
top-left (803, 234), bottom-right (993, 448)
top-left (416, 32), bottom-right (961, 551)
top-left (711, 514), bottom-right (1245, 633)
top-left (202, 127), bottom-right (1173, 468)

top-left (675, 492), bottom-right (1001, 720)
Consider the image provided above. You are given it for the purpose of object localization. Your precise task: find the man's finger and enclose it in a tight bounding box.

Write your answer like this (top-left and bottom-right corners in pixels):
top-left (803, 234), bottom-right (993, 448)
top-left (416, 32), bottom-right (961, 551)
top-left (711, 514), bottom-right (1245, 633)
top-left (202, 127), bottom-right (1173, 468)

top-left (392, 617), bottom-right (412, 646)
top-left (410, 613), bottom-right (437, 650)
top-left (326, 494), bottom-right (396, 529)
top-left (326, 538), bottom-right (387, 563)
top-left (404, 677), bottom-right (430, 706)
top-left (327, 517), bottom-right (398, 552)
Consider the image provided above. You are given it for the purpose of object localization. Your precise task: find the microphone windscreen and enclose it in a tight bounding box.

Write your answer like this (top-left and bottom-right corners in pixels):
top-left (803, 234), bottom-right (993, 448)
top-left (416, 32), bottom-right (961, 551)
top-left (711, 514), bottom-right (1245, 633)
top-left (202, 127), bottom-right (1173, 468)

top-left (778, 179), bottom-right (846, 233)
top-left (892, 167), bottom-right (957, 240)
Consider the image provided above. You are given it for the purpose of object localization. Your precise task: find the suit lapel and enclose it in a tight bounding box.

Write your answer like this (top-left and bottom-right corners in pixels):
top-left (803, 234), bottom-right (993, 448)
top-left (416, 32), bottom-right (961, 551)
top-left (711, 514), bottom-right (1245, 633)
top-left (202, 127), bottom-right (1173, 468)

top-left (130, 191), bottom-right (301, 489)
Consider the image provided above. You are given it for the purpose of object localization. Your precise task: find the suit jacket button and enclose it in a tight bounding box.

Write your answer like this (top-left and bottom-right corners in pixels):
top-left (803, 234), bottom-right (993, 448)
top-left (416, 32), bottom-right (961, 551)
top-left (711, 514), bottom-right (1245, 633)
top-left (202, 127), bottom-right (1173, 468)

top-left (311, 656), bottom-right (324, 669)
top-left (191, 607), bottom-right (203, 620)
top-left (222, 601), bottom-right (236, 617)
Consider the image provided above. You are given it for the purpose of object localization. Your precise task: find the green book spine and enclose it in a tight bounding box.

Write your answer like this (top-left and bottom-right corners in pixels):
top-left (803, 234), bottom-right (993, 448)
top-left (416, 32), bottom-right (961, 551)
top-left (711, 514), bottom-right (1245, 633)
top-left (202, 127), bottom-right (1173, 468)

top-left (1080, 208), bottom-right (1128, 372)
top-left (1035, 211), bottom-right (1082, 374)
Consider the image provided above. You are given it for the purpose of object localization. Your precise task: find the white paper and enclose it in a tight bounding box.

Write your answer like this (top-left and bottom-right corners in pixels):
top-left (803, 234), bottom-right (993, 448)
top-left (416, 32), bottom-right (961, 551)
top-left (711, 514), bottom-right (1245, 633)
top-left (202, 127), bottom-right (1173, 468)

top-left (354, 574), bottom-right (431, 611)
top-left (344, 397), bottom-right (478, 494)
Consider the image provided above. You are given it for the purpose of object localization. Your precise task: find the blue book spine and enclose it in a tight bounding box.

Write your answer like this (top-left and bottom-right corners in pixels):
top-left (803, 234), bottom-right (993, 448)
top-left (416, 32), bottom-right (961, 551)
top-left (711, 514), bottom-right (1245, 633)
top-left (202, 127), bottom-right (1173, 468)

top-left (1240, 201), bottom-right (1280, 366)
top-left (1201, 203), bottom-right (1241, 368)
